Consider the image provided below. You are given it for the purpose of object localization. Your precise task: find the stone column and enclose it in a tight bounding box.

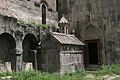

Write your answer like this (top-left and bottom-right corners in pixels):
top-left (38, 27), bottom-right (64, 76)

top-left (64, 26), bottom-right (66, 34)
top-left (60, 26), bottom-right (63, 33)
top-left (65, 25), bottom-right (68, 34)
top-left (34, 50), bottom-right (37, 70)
top-left (30, 50), bottom-right (37, 70)
top-left (15, 31), bottom-right (24, 71)
top-left (16, 48), bottom-right (23, 71)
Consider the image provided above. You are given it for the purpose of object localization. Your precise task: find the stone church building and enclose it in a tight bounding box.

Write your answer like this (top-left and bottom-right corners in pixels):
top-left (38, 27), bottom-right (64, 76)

top-left (0, 0), bottom-right (120, 73)
top-left (57, 0), bottom-right (120, 67)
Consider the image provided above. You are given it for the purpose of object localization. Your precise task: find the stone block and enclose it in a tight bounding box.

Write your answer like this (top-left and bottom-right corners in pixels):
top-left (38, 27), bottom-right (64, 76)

top-left (0, 64), bottom-right (7, 72)
top-left (5, 62), bottom-right (12, 72)
top-left (23, 62), bottom-right (33, 70)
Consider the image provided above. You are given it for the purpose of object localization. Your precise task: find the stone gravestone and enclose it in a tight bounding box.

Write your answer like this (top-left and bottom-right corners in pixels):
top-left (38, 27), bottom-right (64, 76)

top-left (0, 64), bottom-right (7, 72)
top-left (23, 62), bottom-right (33, 70)
top-left (4, 62), bottom-right (12, 72)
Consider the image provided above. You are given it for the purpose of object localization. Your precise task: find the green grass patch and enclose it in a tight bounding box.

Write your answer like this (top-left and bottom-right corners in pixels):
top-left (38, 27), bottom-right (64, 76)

top-left (95, 64), bottom-right (120, 78)
top-left (113, 77), bottom-right (120, 80)
top-left (0, 69), bottom-right (86, 80)
top-left (0, 65), bottom-right (120, 80)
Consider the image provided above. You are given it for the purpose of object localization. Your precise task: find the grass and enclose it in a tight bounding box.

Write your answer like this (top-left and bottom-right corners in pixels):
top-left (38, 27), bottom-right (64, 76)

top-left (0, 64), bottom-right (120, 80)
top-left (113, 77), bottom-right (120, 80)
top-left (0, 69), bottom-right (86, 80)
top-left (94, 64), bottom-right (120, 79)
top-left (95, 64), bottom-right (120, 77)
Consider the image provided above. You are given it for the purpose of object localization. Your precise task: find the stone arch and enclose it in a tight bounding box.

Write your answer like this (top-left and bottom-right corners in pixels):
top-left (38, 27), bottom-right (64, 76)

top-left (40, 0), bottom-right (49, 7)
top-left (84, 24), bottom-right (104, 65)
top-left (84, 24), bottom-right (101, 40)
top-left (22, 34), bottom-right (38, 69)
top-left (0, 33), bottom-right (16, 70)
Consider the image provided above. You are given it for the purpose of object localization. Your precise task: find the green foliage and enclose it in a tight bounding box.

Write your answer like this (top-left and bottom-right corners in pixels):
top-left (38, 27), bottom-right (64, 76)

top-left (62, 69), bottom-right (86, 80)
top-left (0, 69), bottom-right (86, 80)
top-left (17, 20), bottom-right (54, 29)
top-left (0, 71), bottom-right (16, 77)
top-left (35, 24), bottom-right (49, 29)
top-left (95, 64), bottom-right (120, 77)
top-left (0, 65), bottom-right (120, 80)
top-left (110, 64), bottom-right (120, 75)
top-left (13, 70), bottom-right (61, 80)
top-left (113, 77), bottom-right (120, 80)
top-left (95, 65), bottom-right (113, 77)
top-left (17, 20), bottom-right (26, 25)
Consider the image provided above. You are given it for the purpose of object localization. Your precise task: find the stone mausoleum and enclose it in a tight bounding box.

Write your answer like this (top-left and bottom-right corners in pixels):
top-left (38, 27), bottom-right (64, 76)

top-left (41, 32), bottom-right (84, 74)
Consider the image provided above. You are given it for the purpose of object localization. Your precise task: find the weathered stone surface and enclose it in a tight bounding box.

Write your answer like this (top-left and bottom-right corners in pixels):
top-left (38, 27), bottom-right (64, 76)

top-left (41, 32), bottom-right (84, 74)
top-left (57, 0), bottom-right (120, 64)
top-left (0, 0), bottom-right (58, 26)
top-left (0, 0), bottom-right (58, 71)
top-left (23, 62), bottom-right (33, 70)
top-left (5, 62), bottom-right (12, 72)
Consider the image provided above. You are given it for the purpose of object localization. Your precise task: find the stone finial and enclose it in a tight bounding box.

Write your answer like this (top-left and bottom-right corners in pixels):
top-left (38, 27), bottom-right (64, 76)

top-left (59, 15), bottom-right (69, 34)
top-left (59, 15), bottom-right (69, 24)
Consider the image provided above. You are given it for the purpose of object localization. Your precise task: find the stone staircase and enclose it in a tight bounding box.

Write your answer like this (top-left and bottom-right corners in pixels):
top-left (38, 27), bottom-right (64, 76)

top-left (85, 64), bottom-right (101, 71)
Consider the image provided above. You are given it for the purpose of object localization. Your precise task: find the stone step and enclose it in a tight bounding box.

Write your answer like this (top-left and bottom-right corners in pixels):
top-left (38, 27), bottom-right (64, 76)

top-left (86, 71), bottom-right (97, 74)
top-left (85, 64), bottom-right (101, 71)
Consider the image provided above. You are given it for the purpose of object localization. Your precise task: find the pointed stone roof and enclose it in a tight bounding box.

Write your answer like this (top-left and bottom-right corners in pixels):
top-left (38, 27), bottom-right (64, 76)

top-left (59, 16), bottom-right (69, 24)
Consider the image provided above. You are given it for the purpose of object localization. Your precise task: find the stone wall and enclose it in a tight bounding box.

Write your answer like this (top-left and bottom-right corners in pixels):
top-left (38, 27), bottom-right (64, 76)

top-left (60, 53), bottom-right (84, 74)
top-left (58, 0), bottom-right (120, 64)
top-left (0, 0), bottom-right (58, 71)
top-left (41, 36), bottom-right (60, 73)
top-left (0, 0), bottom-right (58, 26)
top-left (0, 14), bottom-right (40, 71)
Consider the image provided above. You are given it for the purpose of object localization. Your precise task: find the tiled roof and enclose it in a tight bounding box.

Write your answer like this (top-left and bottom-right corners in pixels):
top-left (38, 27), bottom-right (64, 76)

top-left (50, 32), bottom-right (84, 45)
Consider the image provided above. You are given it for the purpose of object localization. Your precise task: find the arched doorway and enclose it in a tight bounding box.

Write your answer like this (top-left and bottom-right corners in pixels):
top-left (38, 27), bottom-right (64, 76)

top-left (0, 33), bottom-right (16, 70)
top-left (84, 24), bottom-right (101, 70)
top-left (22, 34), bottom-right (38, 69)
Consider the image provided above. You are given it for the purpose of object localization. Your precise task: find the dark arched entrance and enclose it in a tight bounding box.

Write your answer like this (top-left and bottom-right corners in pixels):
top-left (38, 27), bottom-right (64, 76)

top-left (84, 24), bottom-right (101, 70)
top-left (0, 33), bottom-right (16, 70)
top-left (22, 34), bottom-right (38, 69)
